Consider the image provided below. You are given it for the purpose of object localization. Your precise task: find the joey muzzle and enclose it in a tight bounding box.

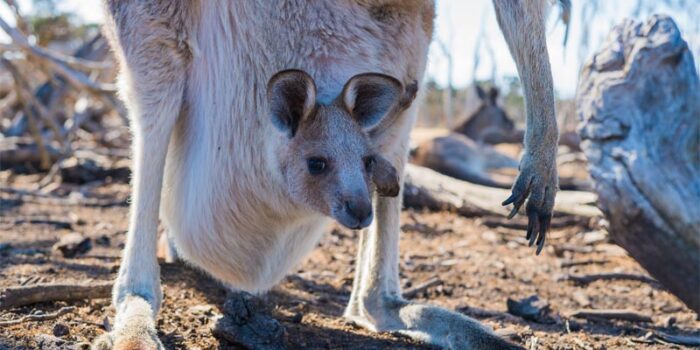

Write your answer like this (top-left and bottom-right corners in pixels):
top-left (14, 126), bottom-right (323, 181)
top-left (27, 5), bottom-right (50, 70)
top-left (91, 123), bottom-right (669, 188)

top-left (340, 194), bottom-right (374, 229)
top-left (337, 155), bottom-right (399, 230)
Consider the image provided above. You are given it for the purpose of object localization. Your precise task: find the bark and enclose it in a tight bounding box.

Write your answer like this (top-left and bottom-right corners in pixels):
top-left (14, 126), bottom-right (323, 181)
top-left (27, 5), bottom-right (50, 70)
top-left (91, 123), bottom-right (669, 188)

top-left (577, 15), bottom-right (700, 313)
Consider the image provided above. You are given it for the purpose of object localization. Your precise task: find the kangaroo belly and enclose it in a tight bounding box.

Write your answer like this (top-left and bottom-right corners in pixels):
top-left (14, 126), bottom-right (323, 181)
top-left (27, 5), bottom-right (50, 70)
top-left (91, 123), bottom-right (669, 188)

top-left (162, 184), bottom-right (329, 293)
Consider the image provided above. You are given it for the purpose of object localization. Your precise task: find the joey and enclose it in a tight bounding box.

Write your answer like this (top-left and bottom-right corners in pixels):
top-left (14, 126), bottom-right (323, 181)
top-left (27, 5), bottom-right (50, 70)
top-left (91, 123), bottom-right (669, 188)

top-left (267, 69), bottom-right (411, 229)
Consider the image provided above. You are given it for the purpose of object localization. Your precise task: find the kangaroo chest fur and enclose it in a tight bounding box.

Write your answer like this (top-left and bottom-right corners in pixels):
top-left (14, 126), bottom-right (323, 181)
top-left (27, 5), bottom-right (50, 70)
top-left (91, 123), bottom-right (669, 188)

top-left (160, 1), bottom-right (433, 292)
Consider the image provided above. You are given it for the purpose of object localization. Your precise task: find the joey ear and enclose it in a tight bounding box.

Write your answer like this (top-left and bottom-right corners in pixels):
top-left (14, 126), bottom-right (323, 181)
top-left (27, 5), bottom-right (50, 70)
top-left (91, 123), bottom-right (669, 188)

top-left (371, 155), bottom-right (400, 197)
top-left (267, 69), bottom-right (316, 137)
top-left (342, 73), bottom-right (402, 129)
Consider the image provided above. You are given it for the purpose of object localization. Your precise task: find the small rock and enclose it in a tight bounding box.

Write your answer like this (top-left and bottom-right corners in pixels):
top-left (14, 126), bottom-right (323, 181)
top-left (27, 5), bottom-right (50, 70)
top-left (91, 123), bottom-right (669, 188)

top-left (188, 304), bottom-right (215, 316)
top-left (52, 323), bottom-right (70, 337)
top-left (582, 230), bottom-right (608, 245)
top-left (214, 292), bottom-right (287, 350)
top-left (53, 233), bottom-right (92, 258)
top-left (506, 295), bottom-right (555, 323)
top-left (439, 259), bottom-right (459, 266)
top-left (481, 230), bottom-right (500, 243)
top-left (102, 316), bottom-right (112, 332)
top-left (290, 312), bottom-right (303, 324)
top-left (94, 235), bottom-right (111, 247)
top-left (506, 241), bottom-right (520, 250)
top-left (596, 244), bottom-right (627, 257)
top-left (35, 334), bottom-right (67, 350)
top-left (73, 343), bottom-right (91, 350)
top-left (69, 212), bottom-right (86, 226)
top-left (565, 319), bottom-right (582, 332)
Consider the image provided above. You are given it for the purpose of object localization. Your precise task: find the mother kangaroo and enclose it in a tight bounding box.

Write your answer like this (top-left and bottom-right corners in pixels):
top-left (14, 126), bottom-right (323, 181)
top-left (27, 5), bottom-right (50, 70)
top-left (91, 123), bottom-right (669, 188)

top-left (96, 1), bottom-right (558, 349)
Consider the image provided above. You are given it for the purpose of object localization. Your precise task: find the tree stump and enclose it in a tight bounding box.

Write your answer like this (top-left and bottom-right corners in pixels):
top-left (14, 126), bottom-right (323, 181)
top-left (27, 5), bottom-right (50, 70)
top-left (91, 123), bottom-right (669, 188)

top-left (577, 15), bottom-right (700, 312)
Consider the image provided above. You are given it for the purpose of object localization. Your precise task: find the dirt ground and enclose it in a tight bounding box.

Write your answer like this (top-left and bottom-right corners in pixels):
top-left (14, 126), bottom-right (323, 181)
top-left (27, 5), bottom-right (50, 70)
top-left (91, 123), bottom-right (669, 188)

top-left (1, 172), bottom-right (698, 349)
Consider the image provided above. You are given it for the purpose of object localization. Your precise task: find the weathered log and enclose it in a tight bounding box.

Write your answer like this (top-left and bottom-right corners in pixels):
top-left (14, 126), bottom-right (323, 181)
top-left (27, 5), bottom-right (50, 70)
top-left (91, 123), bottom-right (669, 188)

top-left (403, 164), bottom-right (601, 218)
top-left (577, 15), bottom-right (700, 312)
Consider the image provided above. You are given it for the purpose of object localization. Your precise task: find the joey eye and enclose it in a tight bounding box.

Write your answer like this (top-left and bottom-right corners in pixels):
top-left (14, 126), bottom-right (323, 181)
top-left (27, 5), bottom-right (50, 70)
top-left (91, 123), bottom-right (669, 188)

top-left (364, 156), bottom-right (375, 171)
top-left (307, 157), bottom-right (327, 175)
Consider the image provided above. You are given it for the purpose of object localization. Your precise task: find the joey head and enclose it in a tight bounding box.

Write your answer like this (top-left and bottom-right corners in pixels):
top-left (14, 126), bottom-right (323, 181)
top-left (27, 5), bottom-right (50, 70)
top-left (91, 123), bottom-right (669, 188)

top-left (267, 70), bottom-right (409, 229)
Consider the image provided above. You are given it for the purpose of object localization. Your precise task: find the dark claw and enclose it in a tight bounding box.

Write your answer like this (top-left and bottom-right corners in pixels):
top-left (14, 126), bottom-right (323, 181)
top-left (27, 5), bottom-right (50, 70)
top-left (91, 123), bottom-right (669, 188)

top-left (502, 193), bottom-right (517, 206)
top-left (507, 206), bottom-right (519, 219)
top-left (535, 213), bottom-right (551, 255)
top-left (503, 177), bottom-right (532, 219)
top-left (504, 176), bottom-right (552, 254)
top-left (526, 209), bottom-right (537, 242)
top-left (505, 193), bottom-right (527, 219)
top-left (536, 234), bottom-right (546, 255)
top-left (528, 226), bottom-right (538, 247)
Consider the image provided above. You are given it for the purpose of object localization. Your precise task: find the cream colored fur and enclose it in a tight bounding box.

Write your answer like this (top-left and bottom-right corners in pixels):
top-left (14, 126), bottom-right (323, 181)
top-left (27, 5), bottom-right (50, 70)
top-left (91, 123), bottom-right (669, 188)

top-left (95, 1), bottom-right (557, 349)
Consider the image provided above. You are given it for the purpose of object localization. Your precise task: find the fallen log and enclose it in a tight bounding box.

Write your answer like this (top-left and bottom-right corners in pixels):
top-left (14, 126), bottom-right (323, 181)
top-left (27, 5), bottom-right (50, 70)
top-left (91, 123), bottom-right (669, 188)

top-left (577, 16), bottom-right (700, 312)
top-left (0, 281), bottom-right (112, 310)
top-left (403, 164), bottom-right (601, 218)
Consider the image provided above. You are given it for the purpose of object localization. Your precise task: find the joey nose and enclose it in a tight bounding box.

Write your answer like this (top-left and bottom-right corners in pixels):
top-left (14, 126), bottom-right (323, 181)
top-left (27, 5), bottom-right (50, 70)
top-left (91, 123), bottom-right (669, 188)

top-left (344, 199), bottom-right (373, 228)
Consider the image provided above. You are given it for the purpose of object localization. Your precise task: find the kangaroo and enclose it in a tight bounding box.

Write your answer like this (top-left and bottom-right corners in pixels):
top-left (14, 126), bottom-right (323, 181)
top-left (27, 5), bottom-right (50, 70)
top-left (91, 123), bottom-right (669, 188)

top-left (412, 133), bottom-right (519, 188)
top-left (453, 85), bottom-right (524, 144)
top-left (96, 1), bottom-right (558, 349)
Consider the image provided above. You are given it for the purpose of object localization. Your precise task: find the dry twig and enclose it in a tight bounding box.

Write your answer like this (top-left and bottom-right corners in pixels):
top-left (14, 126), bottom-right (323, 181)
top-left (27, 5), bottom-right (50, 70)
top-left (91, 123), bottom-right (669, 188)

top-left (558, 272), bottom-right (659, 286)
top-left (0, 306), bottom-right (75, 326)
top-left (402, 277), bottom-right (442, 299)
top-left (570, 309), bottom-right (652, 323)
top-left (558, 259), bottom-right (608, 268)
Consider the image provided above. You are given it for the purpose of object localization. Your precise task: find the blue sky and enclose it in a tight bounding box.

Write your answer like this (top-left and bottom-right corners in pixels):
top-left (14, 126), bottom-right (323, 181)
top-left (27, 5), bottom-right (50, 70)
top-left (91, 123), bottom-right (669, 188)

top-left (2, 0), bottom-right (698, 98)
